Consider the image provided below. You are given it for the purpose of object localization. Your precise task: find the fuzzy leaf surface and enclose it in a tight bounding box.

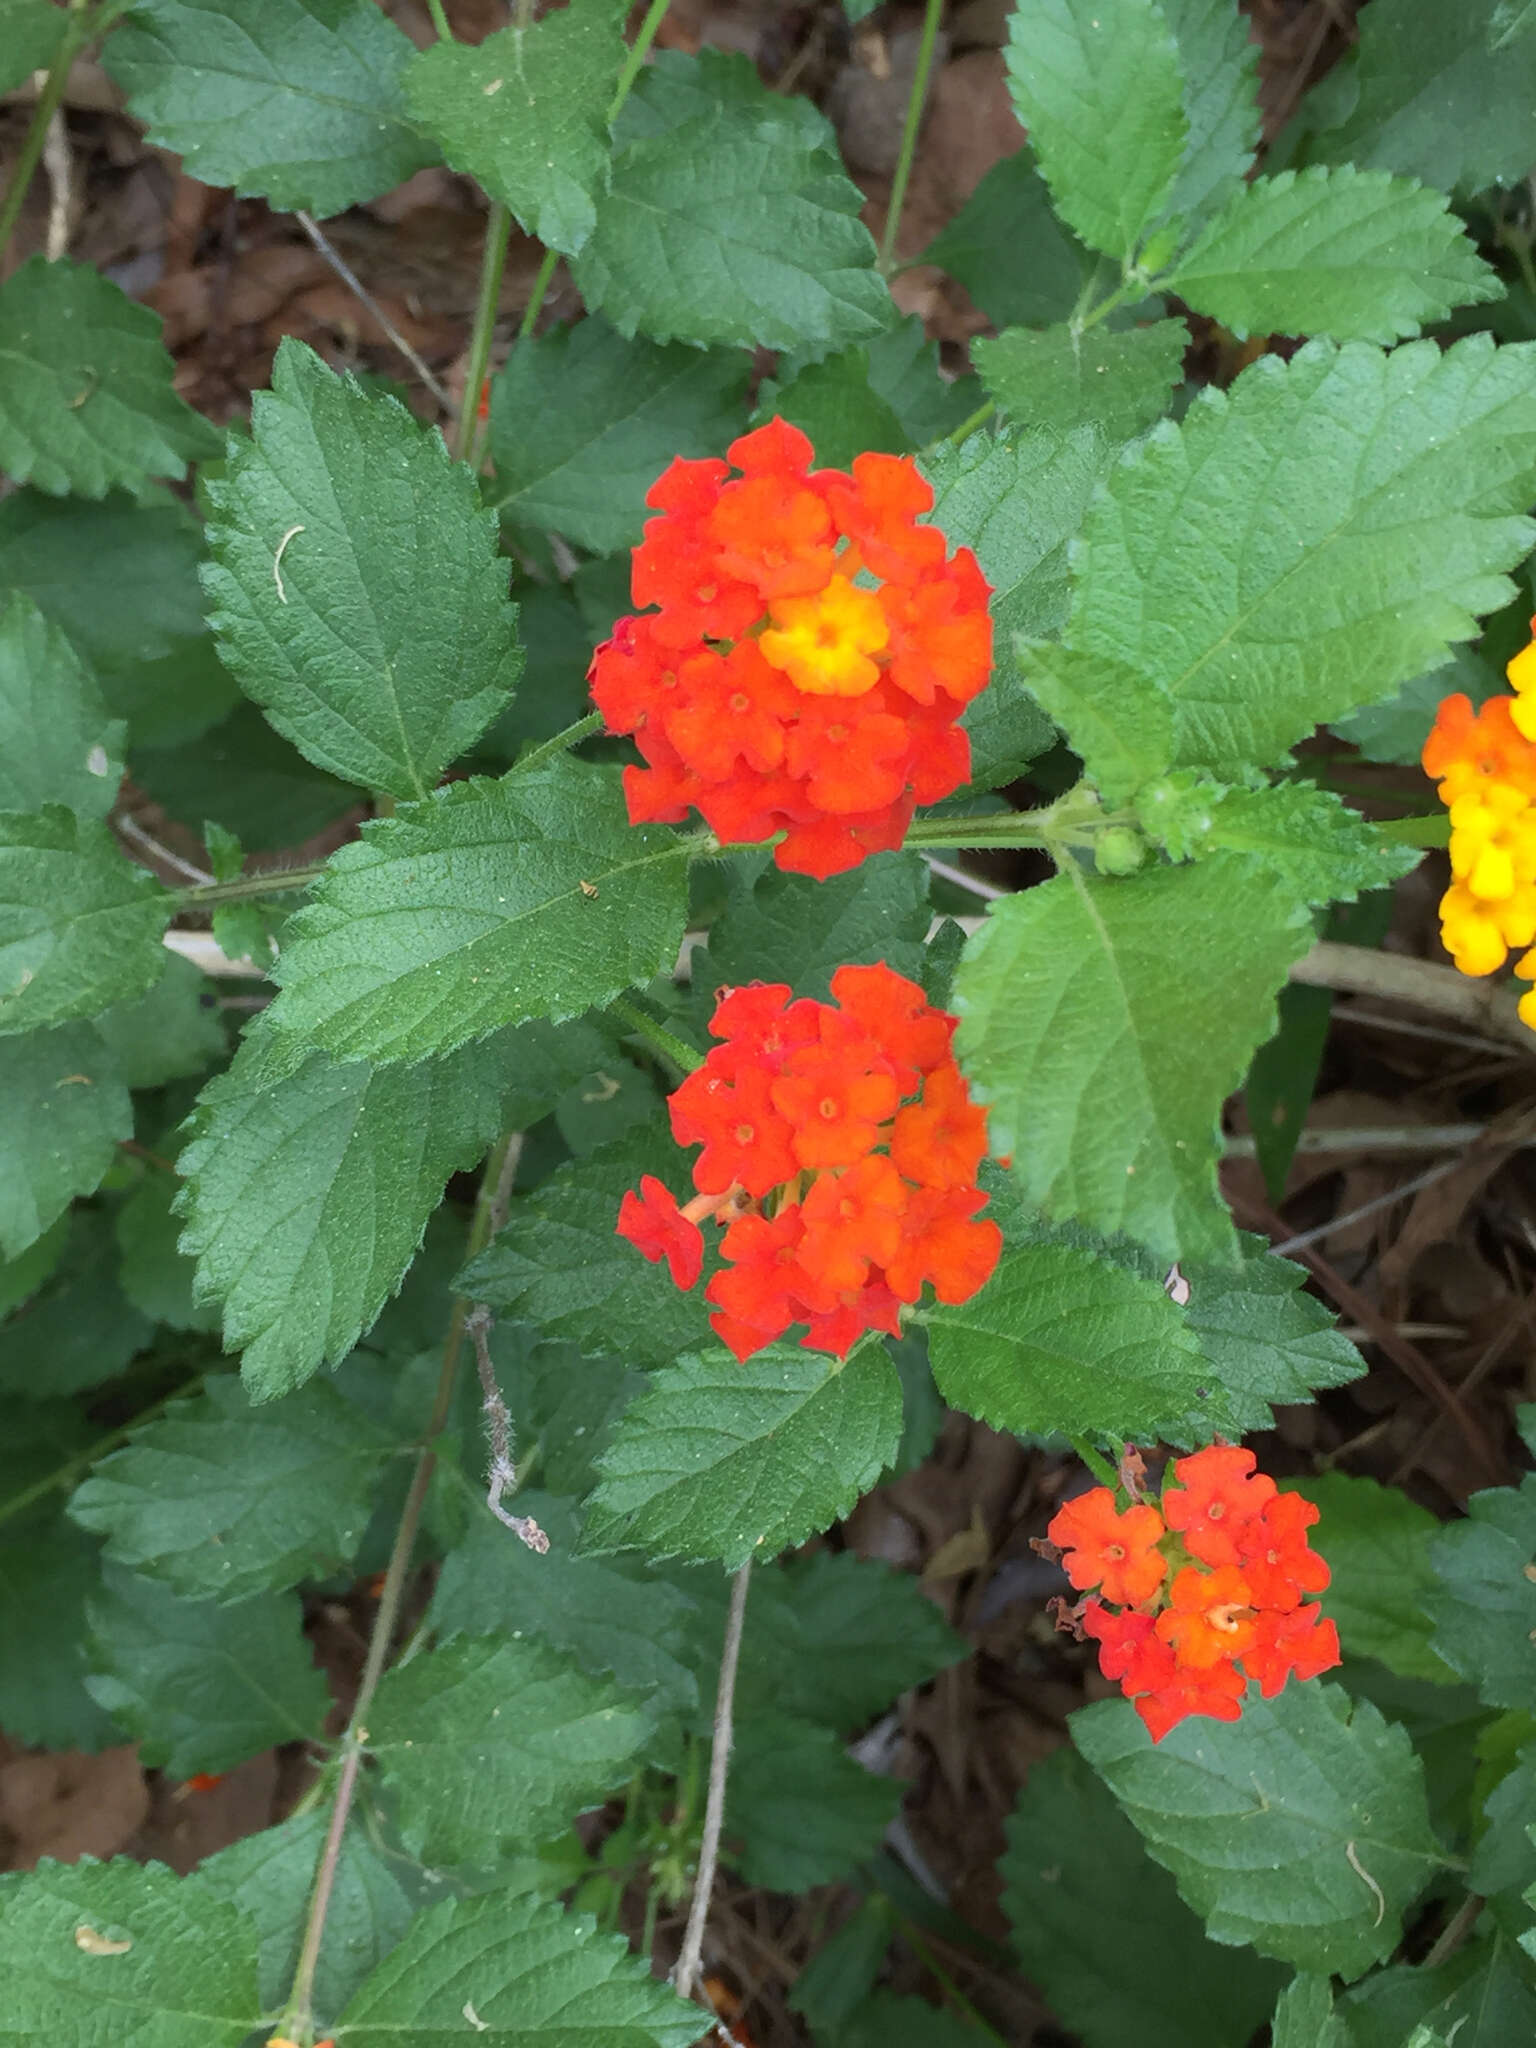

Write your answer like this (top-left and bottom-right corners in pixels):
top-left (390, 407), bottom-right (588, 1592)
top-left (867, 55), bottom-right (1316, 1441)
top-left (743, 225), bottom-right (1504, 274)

top-left (87, 1567), bottom-right (329, 1775)
top-left (1180, 1244), bottom-right (1366, 1431)
top-left (919, 147), bottom-right (1085, 332)
top-left (583, 1341), bottom-right (904, 1568)
top-left (1003, 0), bottom-right (1187, 260)
top-left (69, 1375), bottom-right (395, 1603)
top-left (1068, 335), bottom-right (1536, 773)
top-left (1288, 1473), bottom-right (1454, 1684)
top-left (94, 951), bottom-right (226, 1090)
top-left (202, 340), bottom-right (519, 800)
top-left (729, 1714), bottom-right (902, 1890)
top-left (106, 0), bottom-right (433, 216)
top-left (490, 323), bottom-right (749, 555)
top-left (1165, 167), bottom-right (1500, 343)
top-left (335, 1890), bottom-right (702, 2045)
top-left (0, 258), bottom-right (216, 496)
top-left (405, 0), bottom-right (627, 256)
top-left (1426, 1475), bottom-right (1536, 1710)
top-left (703, 851), bottom-right (931, 999)
top-left (1016, 642), bottom-right (1175, 805)
top-left (1159, 0), bottom-right (1261, 221)
top-left (0, 1858), bottom-right (260, 2047)
top-left (369, 1635), bottom-right (657, 1867)
top-left (0, 594), bottom-right (123, 819)
top-left (952, 858), bottom-right (1314, 1261)
top-left (1074, 1684), bottom-right (1443, 1977)
top-left (266, 760), bottom-right (690, 1061)
top-left (1171, 782), bottom-right (1420, 904)
top-left (0, 0), bottom-right (68, 93)
top-left (0, 808), bottom-right (170, 1036)
top-left (973, 320), bottom-right (1187, 443)
top-left (0, 1023), bottom-right (130, 1259)
top-left (0, 1209), bottom-right (152, 1400)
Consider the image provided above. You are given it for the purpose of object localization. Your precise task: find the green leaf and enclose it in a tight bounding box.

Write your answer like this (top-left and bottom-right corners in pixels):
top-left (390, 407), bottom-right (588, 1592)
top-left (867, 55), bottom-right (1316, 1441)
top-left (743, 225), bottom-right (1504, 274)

top-left (1296, 0), bottom-right (1536, 196)
top-left (829, 1995), bottom-right (987, 2048)
top-left (0, 593), bottom-right (123, 819)
top-left (572, 66), bottom-right (889, 351)
top-left (1002, 1743), bottom-right (1286, 2048)
top-left (94, 950), bottom-right (225, 1089)
top-left (1286, 1473), bottom-right (1455, 1685)
top-left (1074, 1682), bottom-right (1444, 1978)
top-left (728, 1713), bottom-right (902, 1890)
top-left (0, 489), bottom-right (238, 748)
top-left (583, 1340), bottom-right (904, 1568)
top-left (703, 850), bottom-right (931, 999)
top-left (919, 147), bottom-right (1086, 332)
top-left (1180, 1241), bottom-right (1366, 1432)
top-left (1003, 0), bottom-right (1188, 261)
top-left (405, 0), bottom-right (627, 257)
top-left (0, 1210), bottom-right (66, 1315)
top-left (1247, 981), bottom-right (1333, 1201)
top-left (924, 1236), bottom-right (1214, 1444)
top-left (0, 0), bottom-right (69, 95)
top-left (0, 258), bottom-right (217, 497)
top-left (134, 701), bottom-right (357, 851)
top-left (1338, 1930), bottom-right (1536, 2048)
top-left (952, 857), bottom-right (1314, 1261)
top-left (863, 317), bottom-right (982, 447)
top-left (758, 346), bottom-right (911, 470)
top-left (0, 1208), bottom-right (153, 1398)
top-left (1427, 1475), bottom-right (1536, 1711)
top-left (1164, 167), bottom-right (1501, 344)
top-left (1159, 0), bottom-right (1261, 223)
top-left (1016, 642), bottom-right (1176, 805)
top-left (1493, 0), bottom-right (1536, 46)
top-left (1171, 781), bottom-right (1420, 905)
top-left (106, 0), bottom-right (434, 217)
top-left (1273, 1974), bottom-right (1349, 2048)
top-left (0, 1858), bottom-right (260, 2047)
top-left (1472, 1742), bottom-right (1536, 1898)
top-left (115, 1170), bottom-right (219, 1332)
top-left (1334, 644), bottom-right (1505, 768)
top-left (459, 1128), bottom-right (717, 1371)
top-left (266, 760), bottom-right (691, 1063)
top-left (487, 317), bottom-right (748, 553)
top-left (69, 1375), bottom-right (395, 1603)
top-left (201, 339), bottom-right (520, 801)
top-left (0, 807), bottom-right (171, 1035)
top-left (369, 1634), bottom-right (657, 1867)
top-left (0, 1024), bottom-right (130, 1259)
top-left (87, 1565), bottom-right (329, 1775)
top-left (974, 320), bottom-right (1188, 443)
top-left (335, 1889), bottom-right (701, 2046)
top-left (177, 1025), bottom-right (524, 1399)
top-left (1068, 335), bottom-right (1536, 774)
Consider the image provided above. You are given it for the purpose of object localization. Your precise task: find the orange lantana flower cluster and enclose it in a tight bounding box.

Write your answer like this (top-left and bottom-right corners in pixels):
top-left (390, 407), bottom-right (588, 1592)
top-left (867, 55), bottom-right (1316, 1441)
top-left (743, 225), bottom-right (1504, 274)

top-left (1423, 624), bottom-right (1536, 1026)
top-left (616, 964), bottom-right (1001, 1362)
top-left (588, 417), bottom-right (993, 881)
top-left (1046, 1446), bottom-right (1339, 1742)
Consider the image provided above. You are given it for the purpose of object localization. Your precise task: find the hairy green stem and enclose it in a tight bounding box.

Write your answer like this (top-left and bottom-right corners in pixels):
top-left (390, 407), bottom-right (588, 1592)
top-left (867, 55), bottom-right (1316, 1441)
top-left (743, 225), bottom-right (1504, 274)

top-left (278, 1133), bottom-right (517, 2043)
top-left (611, 995), bottom-right (704, 1074)
top-left (516, 707), bottom-right (604, 769)
top-left (607, 0), bottom-right (672, 125)
top-left (174, 861), bottom-right (329, 909)
top-left (878, 0), bottom-right (944, 276)
top-left (518, 244), bottom-right (560, 342)
top-left (1066, 1436), bottom-right (1120, 1491)
top-left (455, 203), bottom-right (512, 465)
top-left (0, 0), bottom-right (97, 258)
top-left (900, 810), bottom-right (1059, 852)
top-left (923, 397), bottom-right (995, 453)
top-left (425, 0), bottom-right (451, 39)
top-left (0, 1370), bottom-right (207, 1532)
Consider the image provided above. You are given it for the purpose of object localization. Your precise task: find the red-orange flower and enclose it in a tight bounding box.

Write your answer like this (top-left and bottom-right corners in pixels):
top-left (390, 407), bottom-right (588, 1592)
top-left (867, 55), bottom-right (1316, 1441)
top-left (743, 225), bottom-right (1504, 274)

top-left (590, 419), bottom-right (993, 880)
top-left (616, 963), bottom-right (1000, 1362)
top-left (1048, 1488), bottom-right (1168, 1606)
top-left (1161, 1444), bottom-right (1277, 1567)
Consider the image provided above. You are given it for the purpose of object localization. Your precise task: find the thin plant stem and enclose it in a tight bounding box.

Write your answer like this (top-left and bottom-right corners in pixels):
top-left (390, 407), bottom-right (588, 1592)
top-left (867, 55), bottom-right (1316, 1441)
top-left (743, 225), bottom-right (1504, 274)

top-left (674, 1559), bottom-right (751, 2002)
top-left (517, 244), bottom-right (560, 341)
top-left (0, 0), bottom-right (96, 259)
top-left (295, 212), bottom-right (453, 408)
top-left (923, 397), bottom-right (994, 453)
top-left (454, 203), bottom-right (512, 464)
top-left (174, 861), bottom-right (329, 908)
top-left (607, 0), bottom-right (672, 125)
top-left (1066, 1436), bottom-right (1119, 1491)
top-left (277, 1132), bottom-right (518, 2042)
top-left (515, 707), bottom-right (603, 768)
top-left (610, 995), bottom-right (704, 1074)
top-left (878, 0), bottom-right (944, 276)
top-left (426, 0), bottom-right (452, 36)
top-left (898, 1923), bottom-right (1012, 2048)
top-left (0, 1370), bottom-right (207, 1531)
top-left (114, 812), bottom-right (215, 886)
top-left (901, 809), bottom-right (1059, 852)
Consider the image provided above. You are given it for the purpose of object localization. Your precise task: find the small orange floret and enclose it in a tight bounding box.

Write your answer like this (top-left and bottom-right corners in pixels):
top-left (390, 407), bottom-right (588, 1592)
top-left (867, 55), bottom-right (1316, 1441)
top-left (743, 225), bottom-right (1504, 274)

top-left (615, 1175), bottom-right (704, 1290)
top-left (1047, 1488), bottom-right (1168, 1606)
top-left (1423, 680), bottom-right (1536, 985)
top-left (590, 419), bottom-right (994, 878)
top-left (1162, 1443), bottom-right (1277, 1566)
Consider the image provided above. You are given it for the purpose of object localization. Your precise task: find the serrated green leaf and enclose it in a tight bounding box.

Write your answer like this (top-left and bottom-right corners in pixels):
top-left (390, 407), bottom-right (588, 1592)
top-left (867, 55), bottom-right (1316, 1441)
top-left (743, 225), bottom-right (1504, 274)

top-left (1427, 1475), bottom-right (1536, 1711)
top-left (177, 1025), bottom-right (528, 1399)
top-left (583, 1340), bottom-right (903, 1568)
top-left (1338, 1929), bottom-right (1536, 2047)
top-left (758, 347), bottom-right (910, 470)
top-left (1164, 167), bottom-right (1501, 344)
top-left (0, 488), bottom-right (238, 747)
top-left (0, 593), bottom-right (123, 818)
top-left (1176, 782), bottom-right (1420, 904)
top-left (202, 339), bottom-right (519, 800)
top-left (0, 0), bottom-right (69, 95)
top-left (87, 1565), bottom-right (329, 1775)
top-left (1003, 1743), bottom-right (1286, 2048)
top-left (114, 1170), bottom-right (218, 1332)
top-left (1296, 0), bottom-right (1536, 195)
top-left (953, 857), bottom-right (1314, 1261)
top-left (1074, 1682), bottom-right (1444, 1977)
top-left (610, 44), bottom-right (829, 149)
top-left (863, 317), bottom-right (982, 447)
top-left (974, 320), bottom-right (1187, 443)
top-left (487, 317), bottom-right (748, 552)
top-left (1068, 335), bottom-right (1536, 774)
top-left (69, 1375), bottom-right (395, 1602)
top-left (924, 1236), bottom-right (1213, 1443)
top-left (0, 807), bottom-right (171, 1034)
top-left (729, 1713), bottom-right (902, 1890)
top-left (134, 701), bottom-right (357, 851)
top-left (1334, 644), bottom-right (1505, 768)
top-left (1180, 1241), bottom-right (1366, 1432)
top-left (0, 1023), bottom-right (130, 1259)
top-left (0, 1857), bottom-right (260, 2046)
top-left (335, 1889), bottom-right (701, 2045)
top-left (266, 760), bottom-right (690, 1062)
top-left (94, 950), bottom-right (225, 1089)
top-left (572, 68), bottom-right (889, 350)
top-left (106, 0), bottom-right (434, 216)
top-left (0, 258), bottom-right (217, 497)
top-left (703, 850), bottom-right (931, 1000)
top-left (1273, 1973), bottom-right (1349, 2048)
top-left (1285, 1473), bottom-right (1455, 1685)
top-left (369, 1634), bottom-right (657, 1867)
top-left (1472, 1744), bottom-right (1536, 1898)
top-left (405, 0), bottom-right (627, 257)
top-left (1004, 0), bottom-right (1188, 261)
top-left (0, 1207), bottom-right (153, 1397)
top-left (919, 147), bottom-right (1086, 332)
top-left (1493, 0), bottom-right (1536, 45)
top-left (1016, 641), bottom-right (1176, 804)
top-left (1159, 0), bottom-right (1261, 223)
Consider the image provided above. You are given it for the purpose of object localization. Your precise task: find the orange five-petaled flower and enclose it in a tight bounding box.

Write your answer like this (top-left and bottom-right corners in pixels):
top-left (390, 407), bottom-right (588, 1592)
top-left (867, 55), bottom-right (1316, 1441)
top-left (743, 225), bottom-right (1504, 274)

top-left (588, 418), bottom-right (994, 880)
top-left (616, 964), bottom-right (1001, 1362)
top-left (1047, 1444), bottom-right (1339, 1742)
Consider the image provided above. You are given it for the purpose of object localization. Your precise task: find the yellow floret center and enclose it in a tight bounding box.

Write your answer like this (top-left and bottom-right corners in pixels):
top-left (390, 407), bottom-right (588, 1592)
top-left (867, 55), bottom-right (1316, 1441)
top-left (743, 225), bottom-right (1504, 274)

top-left (758, 575), bottom-right (889, 697)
